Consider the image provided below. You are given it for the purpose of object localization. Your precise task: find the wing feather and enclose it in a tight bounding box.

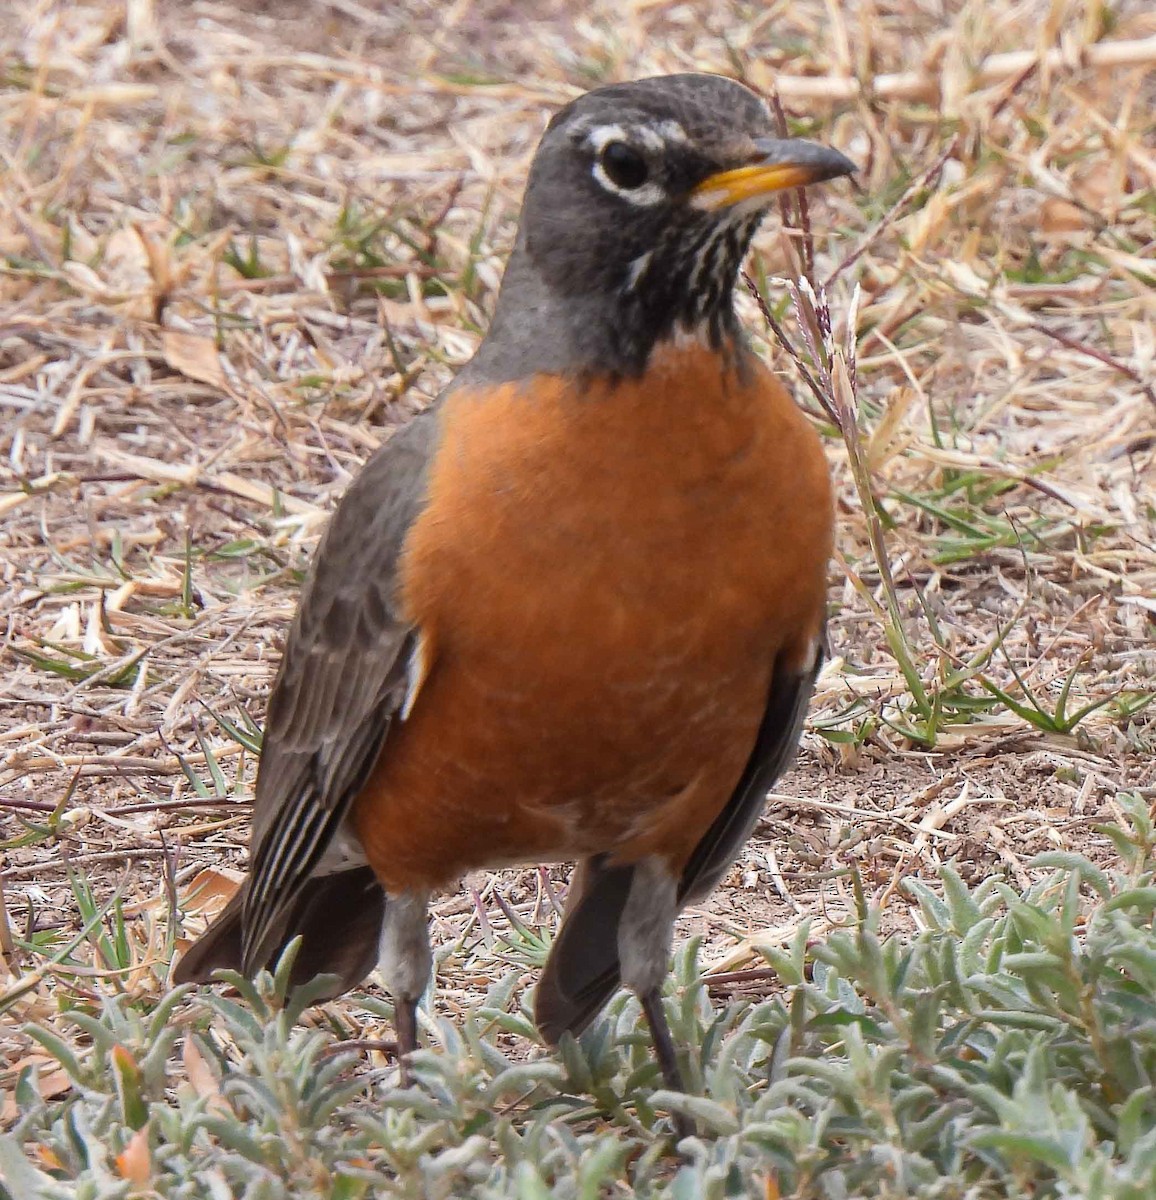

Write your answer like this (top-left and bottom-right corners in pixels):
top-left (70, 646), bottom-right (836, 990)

top-left (236, 410), bottom-right (441, 972)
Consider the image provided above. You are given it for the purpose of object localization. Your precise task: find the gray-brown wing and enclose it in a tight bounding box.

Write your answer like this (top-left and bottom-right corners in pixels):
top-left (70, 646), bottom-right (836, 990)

top-left (239, 409), bottom-right (440, 972)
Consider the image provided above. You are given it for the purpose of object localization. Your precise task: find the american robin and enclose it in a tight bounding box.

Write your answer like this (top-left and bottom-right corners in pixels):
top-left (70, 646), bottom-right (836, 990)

top-left (175, 72), bottom-right (852, 1114)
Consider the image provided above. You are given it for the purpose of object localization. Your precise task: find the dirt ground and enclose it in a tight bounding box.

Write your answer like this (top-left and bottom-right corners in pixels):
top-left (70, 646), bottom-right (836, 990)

top-left (2, 0), bottom-right (1154, 1099)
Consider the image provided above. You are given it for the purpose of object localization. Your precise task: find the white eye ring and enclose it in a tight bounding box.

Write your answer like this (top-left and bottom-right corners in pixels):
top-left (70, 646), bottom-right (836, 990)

top-left (586, 124), bottom-right (667, 207)
top-left (592, 160), bottom-right (666, 206)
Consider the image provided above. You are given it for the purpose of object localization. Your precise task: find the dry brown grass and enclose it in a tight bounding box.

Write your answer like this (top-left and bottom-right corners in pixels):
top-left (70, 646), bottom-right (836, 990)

top-left (2, 0), bottom-right (1154, 1111)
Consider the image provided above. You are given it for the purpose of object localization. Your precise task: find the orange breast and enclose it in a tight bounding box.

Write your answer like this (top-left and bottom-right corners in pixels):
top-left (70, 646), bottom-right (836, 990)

top-left (352, 342), bottom-right (832, 893)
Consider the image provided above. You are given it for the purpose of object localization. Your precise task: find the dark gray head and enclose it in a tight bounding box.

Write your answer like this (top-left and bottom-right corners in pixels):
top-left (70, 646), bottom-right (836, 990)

top-left (469, 73), bottom-right (854, 383)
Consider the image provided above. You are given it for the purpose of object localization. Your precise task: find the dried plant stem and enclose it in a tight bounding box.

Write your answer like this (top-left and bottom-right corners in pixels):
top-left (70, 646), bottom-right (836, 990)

top-left (770, 35), bottom-right (1156, 102)
top-left (830, 346), bottom-right (930, 714)
top-left (1032, 322), bottom-right (1156, 413)
top-left (741, 270), bottom-right (837, 423)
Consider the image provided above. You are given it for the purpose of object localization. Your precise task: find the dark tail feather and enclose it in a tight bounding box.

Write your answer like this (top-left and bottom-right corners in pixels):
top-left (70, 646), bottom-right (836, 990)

top-left (285, 867), bottom-right (384, 992)
top-left (172, 887), bottom-right (245, 984)
top-left (534, 857), bottom-right (634, 1044)
top-left (173, 866), bottom-right (385, 1000)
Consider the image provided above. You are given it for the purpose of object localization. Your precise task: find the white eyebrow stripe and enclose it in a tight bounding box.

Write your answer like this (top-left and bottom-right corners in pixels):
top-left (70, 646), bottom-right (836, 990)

top-left (633, 124), bottom-right (668, 152)
top-left (587, 123), bottom-right (629, 153)
top-left (585, 120), bottom-right (688, 153)
top-left (652, 119), bottom-right (688, 144)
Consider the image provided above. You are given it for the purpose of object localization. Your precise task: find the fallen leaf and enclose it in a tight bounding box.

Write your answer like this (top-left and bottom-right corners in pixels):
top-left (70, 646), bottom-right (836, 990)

top-left (102, 226), bottom-right (152, 294)
top-left (1039, 198), bottom-right (1086, 233)
top-left (1, 1059), bottom-right (74, 1123)
top-left (163, 330), bottom-right (227, 390)
top-left (179, 865), bottom-right (244, 916)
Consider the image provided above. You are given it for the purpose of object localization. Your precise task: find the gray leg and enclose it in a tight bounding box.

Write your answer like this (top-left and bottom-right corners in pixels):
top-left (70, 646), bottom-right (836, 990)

top-left (393, 995), bottom-right (419, 1087)
top-left (618, 858), bottom-right (693, 1141)
top-left (377, 891), bottom-right (431, 1085)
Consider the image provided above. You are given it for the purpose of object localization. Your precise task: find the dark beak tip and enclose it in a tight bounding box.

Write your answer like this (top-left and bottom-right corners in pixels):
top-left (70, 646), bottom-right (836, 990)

top-left (752, 135), bottom-right (857, 180)
top-left (795, 145), bottom-right (858, 183)
top-left (829, 149), bottom-right (858, 179)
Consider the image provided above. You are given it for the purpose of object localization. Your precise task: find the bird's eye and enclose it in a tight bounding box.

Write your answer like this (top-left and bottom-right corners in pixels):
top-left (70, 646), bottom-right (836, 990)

top-left (599, 141), bottom-right (649, 190)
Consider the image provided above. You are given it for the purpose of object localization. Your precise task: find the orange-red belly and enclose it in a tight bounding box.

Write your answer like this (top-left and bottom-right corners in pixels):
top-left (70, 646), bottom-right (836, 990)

top-left (352, 344), bottom-right (832, 893)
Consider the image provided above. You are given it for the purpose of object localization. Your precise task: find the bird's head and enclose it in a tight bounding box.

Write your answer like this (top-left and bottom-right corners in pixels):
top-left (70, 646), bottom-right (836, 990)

top-left (475, 73), bottom-right (854, 380)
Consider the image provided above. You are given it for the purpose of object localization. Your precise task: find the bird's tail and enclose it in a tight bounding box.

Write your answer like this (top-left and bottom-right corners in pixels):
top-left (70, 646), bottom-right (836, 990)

top-left (173, 866), bottom-right (385, 1000)
top-left (534, 856), bottom-right (634, 1044)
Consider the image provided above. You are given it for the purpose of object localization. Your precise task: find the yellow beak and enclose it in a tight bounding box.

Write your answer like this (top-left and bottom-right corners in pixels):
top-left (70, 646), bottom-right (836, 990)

top-left (692, 138), bottom-right (855, 211)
